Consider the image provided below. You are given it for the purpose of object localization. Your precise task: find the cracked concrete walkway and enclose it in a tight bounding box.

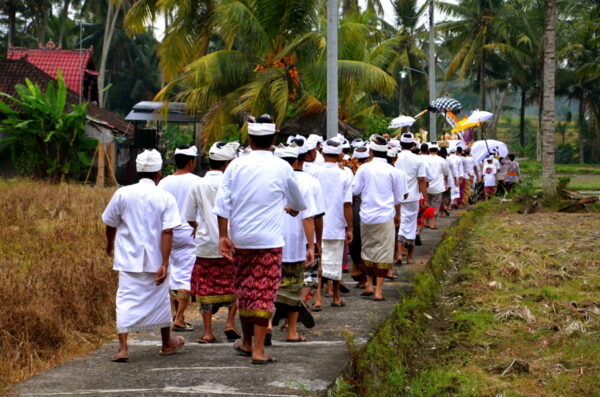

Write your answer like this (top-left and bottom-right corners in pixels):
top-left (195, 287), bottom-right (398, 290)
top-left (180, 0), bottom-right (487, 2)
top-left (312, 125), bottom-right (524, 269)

top-left (13, 213), bottom-right (460, 397)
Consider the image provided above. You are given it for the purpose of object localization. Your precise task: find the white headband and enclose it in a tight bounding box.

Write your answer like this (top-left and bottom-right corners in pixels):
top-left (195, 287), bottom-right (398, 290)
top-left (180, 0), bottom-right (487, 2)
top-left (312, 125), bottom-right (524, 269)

top-left (400, 133), bottom-right (415, 144)
top-left (387, 148), bottom-right (398, 158)
top-left (174, 146), bottom-right (198, 157)
top-left (274, 145), bottom-right (298, 159)
top-left (322, 139), bottom-right (342, 155)
top-left (388, 139), bottom-right (400, 148)
top-left (248, 123), bottom-right (276, 136)
top-left (136, 149), bottom-right (162, 172)
top-left (351, 139), bottom-right (364, 148)
top-left (352, 147), bottom-right (370, 159)
top-left (308, 134), bottom-right (323, 144)
top-left (209, 141), bottom-right (239, 161)
top-left (291, 135), bottom-right (308, 154)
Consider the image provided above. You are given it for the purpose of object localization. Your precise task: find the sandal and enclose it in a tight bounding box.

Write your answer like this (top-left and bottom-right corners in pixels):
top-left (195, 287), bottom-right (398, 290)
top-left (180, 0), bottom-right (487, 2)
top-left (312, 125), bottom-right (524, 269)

top-left (160, 336), bottom-right (185, 355)
top-left (285, 335), bottom-right (307, 342)
top-left (331, 300), bottom-right (346, 307)
top-left (233, 341), bottom-right (252, 357)
top-left (224, 328), bottom-right (241, 341)
top-left (360, 291), bottom-right (374, 297)
top-left (173, 323), bottom-right (194, 332)
top-left (197, 337), bottom-right (221, 344)
top-left (252, 357), bottom-right (278, 365)
top-left (109, 354), bottom-right (129, 363)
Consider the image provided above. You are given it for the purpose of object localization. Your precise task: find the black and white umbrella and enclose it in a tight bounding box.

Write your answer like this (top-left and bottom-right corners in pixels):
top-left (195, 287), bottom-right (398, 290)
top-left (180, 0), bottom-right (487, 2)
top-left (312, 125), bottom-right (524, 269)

top-left (429, 97), bottom-right (463, 113)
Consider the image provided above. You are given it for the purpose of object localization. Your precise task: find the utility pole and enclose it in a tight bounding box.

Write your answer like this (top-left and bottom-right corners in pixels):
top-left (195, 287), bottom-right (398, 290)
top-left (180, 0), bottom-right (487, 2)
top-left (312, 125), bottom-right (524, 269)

top-left (428, 0), bottom-right (437, 141)
top-left (326, 0), bottom-right (338, 139)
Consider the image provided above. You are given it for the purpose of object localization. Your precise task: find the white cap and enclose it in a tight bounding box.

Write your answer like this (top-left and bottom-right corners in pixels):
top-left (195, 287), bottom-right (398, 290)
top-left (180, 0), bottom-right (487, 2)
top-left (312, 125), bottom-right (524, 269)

top-left (351, 138), bottom-right (364, 148)
top-left (274, 145), bottom-right (299, 159)
top-left (136, 149), bottom-right (163, 172)
top-left (387, 148), bottom-right (398, 158)
top-left (248, 123), bottom-right (276, 136)
top-left (400, 133), bottom-right (415, 144)
top-left (388, 139), bottom-right (400, 148)
top-left (322, 139), bottom-right (342, 155)
top-left (174, 146), bottom-right (198, 157)
top-left (209, 141), bottom-right (239, 161)
top-left (352, 146), bottom-right (370, 159)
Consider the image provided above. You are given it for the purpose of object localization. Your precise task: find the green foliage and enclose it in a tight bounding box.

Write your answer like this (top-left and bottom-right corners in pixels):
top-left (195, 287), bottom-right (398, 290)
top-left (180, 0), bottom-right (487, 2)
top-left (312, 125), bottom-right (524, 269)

top-left (359, 114), bottom-right (393, 139)
top-left (161, 124), bottom-right (195, 175)
top-left (0, 72), bottom-right (96, 182)
top-left (555, 143), bottom-right (577, 164)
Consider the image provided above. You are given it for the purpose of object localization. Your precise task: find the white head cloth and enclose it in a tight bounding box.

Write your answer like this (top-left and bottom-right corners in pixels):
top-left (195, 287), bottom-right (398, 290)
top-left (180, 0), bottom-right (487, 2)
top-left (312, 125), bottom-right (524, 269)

top-left (302, 135), bottom-right (317, 151)
top-left (388, 139), bottom-right (400, 148)
top-left (387, 148), bottom-right (398, 158)
top-left (400, 133), bottom-right (415, 144)
top-left (209, 141), bottom-right (239, 161)
top-left (369, 134), bottom-right (388, 153)
top-left (136, 149), bottom-right (162, 172)
top-left (307, 134), bottom-right (324, 145)
top-left (174, 146), bottom-right (198, 157)
top-left (291, 135), bottom-right (309, 154)
top-left (248, 123), bottom-right (276, 136)
top-left (352, 146), bottom-right (370, 159)
top-left (351, 138), bottom-right (364, 148)
top-left (286, 136), bottom-right (296, 145)
top-left (450, 147), bottom-right (457, 153)
top-left (322, 139), bottom-right (343, 155)
top-left (274, 145), bottom-right (299, 159)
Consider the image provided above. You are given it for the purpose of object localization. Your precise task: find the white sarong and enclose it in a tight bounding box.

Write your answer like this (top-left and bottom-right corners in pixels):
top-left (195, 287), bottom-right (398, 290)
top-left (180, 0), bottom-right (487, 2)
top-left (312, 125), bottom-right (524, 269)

top-left (169, 228), bottom-right (196, 291)
top-left (321, 239), bottom-right (344, 281)
top-left (399, 200), bottom-right (419, 244)
top-left (116, 271), bottom-right (172, 334)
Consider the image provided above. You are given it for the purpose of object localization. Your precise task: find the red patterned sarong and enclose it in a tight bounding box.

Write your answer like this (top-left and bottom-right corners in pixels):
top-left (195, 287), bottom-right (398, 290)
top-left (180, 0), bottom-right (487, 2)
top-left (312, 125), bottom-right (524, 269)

top-left (233, 248), bottom-right (282, 322)
top-left (191, 257), bottom-right (236, 305)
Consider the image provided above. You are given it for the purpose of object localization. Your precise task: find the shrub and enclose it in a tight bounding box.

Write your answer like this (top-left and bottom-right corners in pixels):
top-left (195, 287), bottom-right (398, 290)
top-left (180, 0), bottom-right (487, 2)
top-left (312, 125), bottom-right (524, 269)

top-left (0, 71), bottom-right (96, 182)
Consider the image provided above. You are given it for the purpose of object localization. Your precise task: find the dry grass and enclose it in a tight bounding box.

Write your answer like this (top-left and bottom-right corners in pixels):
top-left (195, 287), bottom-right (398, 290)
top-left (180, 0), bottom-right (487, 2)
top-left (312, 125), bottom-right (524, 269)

top-left (0, 179), bottom-right (117, 391)
top-left (419, 212), bottom-right (600, 396)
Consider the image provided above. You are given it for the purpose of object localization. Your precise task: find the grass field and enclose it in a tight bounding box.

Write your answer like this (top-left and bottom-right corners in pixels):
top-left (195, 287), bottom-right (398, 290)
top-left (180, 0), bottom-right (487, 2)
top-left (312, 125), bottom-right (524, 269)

top-left (517, 161), bottom-right (600, 191)
top-left (0, 179), bottom-right (117, 391)
top-left (403, 211), bottom-right (600, 396)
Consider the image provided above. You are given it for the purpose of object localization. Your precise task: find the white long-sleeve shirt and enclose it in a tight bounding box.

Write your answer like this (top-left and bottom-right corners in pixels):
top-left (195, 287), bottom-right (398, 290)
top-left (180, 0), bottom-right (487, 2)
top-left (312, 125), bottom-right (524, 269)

top-left (183, 171), bottom-right (225, 258)
top-left (353, 158), bottom-right (408, 225)
top-left (102, 178), bottom-right (181, 273)
top-left (213, 150), bottom-right (306, 249)
top-left (395, 150), bottom-right (427, 202)
top-left (158, 173), bottom-right (202, 230)
top-left (448, 154), bottom-right (465, 179)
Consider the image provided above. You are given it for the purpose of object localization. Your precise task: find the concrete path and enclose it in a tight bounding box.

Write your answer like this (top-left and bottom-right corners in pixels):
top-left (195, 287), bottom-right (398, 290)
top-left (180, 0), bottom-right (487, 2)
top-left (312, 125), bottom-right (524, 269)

top-left (14, 214), bottom-right (460, 397)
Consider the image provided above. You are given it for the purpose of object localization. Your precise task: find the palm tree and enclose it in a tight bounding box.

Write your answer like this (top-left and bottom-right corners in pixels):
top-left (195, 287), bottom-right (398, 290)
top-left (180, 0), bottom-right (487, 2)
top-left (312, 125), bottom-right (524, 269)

top-left (437, 0), bottom-right (505, 110)
top-left (126, 0), bottom-right (396, 145)
top-left (542, 0), bottom-right (556, 197)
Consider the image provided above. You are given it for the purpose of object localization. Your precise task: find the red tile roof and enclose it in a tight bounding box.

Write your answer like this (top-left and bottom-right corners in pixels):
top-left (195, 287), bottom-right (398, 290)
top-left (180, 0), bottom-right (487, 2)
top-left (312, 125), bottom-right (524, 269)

top-left (0, 59), bottom-right (132, 135)
top-left (7, 47), bottom-right (95, 95)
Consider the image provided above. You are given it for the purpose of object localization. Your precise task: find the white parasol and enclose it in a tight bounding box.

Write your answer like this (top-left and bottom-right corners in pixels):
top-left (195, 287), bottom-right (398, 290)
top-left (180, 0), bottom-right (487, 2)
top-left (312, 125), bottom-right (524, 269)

top-left (471, 139), bottom-right (509, 163)
top-left (389, 115), bottom-right (416, 129)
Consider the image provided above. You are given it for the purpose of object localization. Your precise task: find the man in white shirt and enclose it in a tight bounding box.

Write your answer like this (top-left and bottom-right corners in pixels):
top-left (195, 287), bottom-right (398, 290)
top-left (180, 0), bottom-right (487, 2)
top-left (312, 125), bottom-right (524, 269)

top-left (353, 135), bottom-right (408, 301)
top-left (394, 133), bottom-right (428, 264)
top-left (102, 149), bottom-right (185, 362)
top-left (309, 138), bottom-right (353, 308)
top-left (158, 145), bottom-right (201, 332)
top-left (214, 116), bottom-right (306, 364)
top-left (273, 144), bottom-right (316, 342)
top-left (463, 148), bottom-right (478, 203)
top-left (426, 145), bottom-right (449, 229)
top-left (448, 147), bottom-right (464, 207)
top-left (183, 141), bottom-right (241, 344)
top-left (308, 134), bottom-right (325, 165)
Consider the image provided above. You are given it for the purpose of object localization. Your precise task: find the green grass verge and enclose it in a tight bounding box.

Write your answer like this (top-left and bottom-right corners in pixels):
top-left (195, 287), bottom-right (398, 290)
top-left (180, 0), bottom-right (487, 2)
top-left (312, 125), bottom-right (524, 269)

top-left (520, 160), bottom-right (600, 175)
top-left (331, 207), bottom-right (486, 397)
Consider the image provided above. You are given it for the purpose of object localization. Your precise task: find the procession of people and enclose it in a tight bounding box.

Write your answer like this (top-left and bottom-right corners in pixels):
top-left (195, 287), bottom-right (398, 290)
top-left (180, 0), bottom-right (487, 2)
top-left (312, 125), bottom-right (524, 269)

top-left (101, 116), bottom-right (521, 364)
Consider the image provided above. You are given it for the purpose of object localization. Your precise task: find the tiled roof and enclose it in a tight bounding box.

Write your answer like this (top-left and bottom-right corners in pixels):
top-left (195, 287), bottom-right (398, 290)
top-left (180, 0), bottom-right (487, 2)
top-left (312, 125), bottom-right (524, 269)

top-left (0, 59), bottom-right (132, 135)
top-left (7, 47), bottom-right (95, 95)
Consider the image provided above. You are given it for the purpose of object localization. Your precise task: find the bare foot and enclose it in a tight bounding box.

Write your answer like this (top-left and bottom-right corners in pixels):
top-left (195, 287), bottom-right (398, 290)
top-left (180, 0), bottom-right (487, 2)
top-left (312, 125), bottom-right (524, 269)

top-left (160, 336), bottom-right (185, 355)
top-left (109, 351), bottom-right (129, 362)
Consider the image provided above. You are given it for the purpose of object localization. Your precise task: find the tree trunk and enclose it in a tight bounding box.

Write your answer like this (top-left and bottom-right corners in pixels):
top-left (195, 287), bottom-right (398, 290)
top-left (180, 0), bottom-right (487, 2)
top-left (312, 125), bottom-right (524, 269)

top-left (58, 0), bottom-right (72, 48)
top-left (578, 99), bottom-right (585, 163)
top-left (7, 0), bottom-right (16, 51)
top-left (519, 87), bottom-right (526, 149)
top-left (479, 51), bottom-right (486, 110)
top-left (536, 72), bottom-right (543, 161)
top-left (98, 0), bottom-right (122, 108)
top-left (542, 0), bottom-right (556, 198)
top-left (489, 87), bottom-right (509, 139)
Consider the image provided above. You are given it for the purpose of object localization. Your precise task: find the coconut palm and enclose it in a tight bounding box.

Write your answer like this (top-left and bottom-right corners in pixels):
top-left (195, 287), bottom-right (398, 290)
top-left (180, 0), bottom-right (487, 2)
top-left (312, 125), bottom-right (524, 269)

top-left (132, 0), bottom-right (396, 144)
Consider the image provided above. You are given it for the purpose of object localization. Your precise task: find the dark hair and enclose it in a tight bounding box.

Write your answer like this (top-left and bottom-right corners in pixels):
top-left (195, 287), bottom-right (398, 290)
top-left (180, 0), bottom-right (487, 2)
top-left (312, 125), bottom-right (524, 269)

top-left (173, 145), bottom-right (196, 169)
top-left (209, 158), bottom-right (227, 170)
top-left (508, 154), bottom-right (515, 161)
top-left (249, 134), bottom-right (275, 149)
top-left (138, 171), bottom-right (160, 180)
top-left (420, 143), bottom-right (429, 153)
top-left (279, 157), bottom-right (297, 166)
top-left (357, 157), bottom-right (368, 164)
top-left (438, 147), bottom-right (448, 158)
top-left (400, 142), bottom-right (414, 150)
top-left (411, 147), bottom-right (420, 155)
top-left (342, 147), bottom-right (351, 154)
top-left (372, 150), bottom-right (387, 158)
top-left (255, 114), bottom-right (273, 123)
top-left (324, 153), bottom-right (340, 159)
top-left (456, 146), bottom-right (463, 154)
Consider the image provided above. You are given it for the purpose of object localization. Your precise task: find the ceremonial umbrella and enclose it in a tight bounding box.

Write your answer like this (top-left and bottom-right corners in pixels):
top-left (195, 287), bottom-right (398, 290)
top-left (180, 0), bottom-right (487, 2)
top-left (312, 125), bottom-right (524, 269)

top-left (451, 118), bottom-right (481, 133)
top-left (389, 115), bottom-right (416, 129)
top-left (471, 139), bottom-right (509, 163)
top-left (430, 97), bottom-right (463, 113)
top-left (466, 110), bottom-right (493, 124)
